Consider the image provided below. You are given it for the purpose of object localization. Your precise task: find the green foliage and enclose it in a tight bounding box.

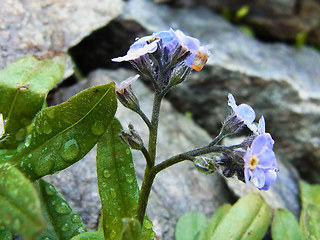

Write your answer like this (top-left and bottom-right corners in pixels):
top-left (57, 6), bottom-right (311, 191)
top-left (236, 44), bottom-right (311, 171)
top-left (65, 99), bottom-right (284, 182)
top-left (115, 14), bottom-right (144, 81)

top-left (0, 225), bottom-right (12, 240)
top-left (120, 218), bottom-right (142, 240)
top-left (70, 231), bottom-right (104, 240)
top-left (35, 179), bottom-right (87, 240)
top-left (199, 204), bottom-right (231, 240)
top-left (210, 194), bottom-right (270, 240)
top-left (175, 211), bottom-right (208, 240)
top-left (0, 54), bottom-right (65, 148)
top-left (0, 163), bottom-right (44, 240)
top-left (299, 181), bottom-right (320, 240)
top-left (96, 118), bottom-right (154, 240)
top-left (295, 31), bottom-right (308, 48)
top-left (236, 5), bottom-right (250, 21)
top-left (9, 82), bottom-right (117, 180)
top-left (271, 209), bottom-right (302, 240)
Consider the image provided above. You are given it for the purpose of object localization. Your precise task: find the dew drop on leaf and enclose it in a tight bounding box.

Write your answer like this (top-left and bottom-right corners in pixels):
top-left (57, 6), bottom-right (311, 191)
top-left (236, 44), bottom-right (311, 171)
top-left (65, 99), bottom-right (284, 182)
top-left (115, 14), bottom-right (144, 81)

top-left (55, 202), bottom-right (71, 214)
top-left (143, 219), bottom-right (153, 229)
top-left (91, 121), bottom-right (105, 136)
top-left (45, 184), bottom-right (56, 195)
top-left (15, 128), bottom-right (26, 141)
top-left (24, 134), bottom-right (32, 147)
top-left (110, 229), bottom-right (117, 239)
top-left (60, 139), bottom-right (80, 162)
top-left (109, 188), bottom-right (116, 199)
top-left (103, 170), bottom-right (111, 178)
top-left (47, 110), bottom-right (55, 119)
top-left (42, 120), bottom-right (52, 134)
top-left (34, 154), bottom-right (55, 176)
top-left (71, 214), bottom-right (81, 223)
top-left (77, 227), bottom-right (86, 234)
top-left (61, 223), bottom-right (70, 232)
top-left (125, 173), bottom-right (134, 183)
top-left (12, 219), bottom-right (21, 232)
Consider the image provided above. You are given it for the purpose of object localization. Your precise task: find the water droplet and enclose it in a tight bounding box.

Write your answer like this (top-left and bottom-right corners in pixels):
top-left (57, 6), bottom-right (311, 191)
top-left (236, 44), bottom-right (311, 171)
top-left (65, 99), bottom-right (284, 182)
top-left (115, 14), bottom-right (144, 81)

top-left (143, 219), bottom-right (153, 229)
top-left (12, 219), bottom-right (20, 232)
top-left (110, 229), bottom-right (117, 239)
top-left (41, 237), bottom-right (51, 240)
top-left (125, 173), bottom-right (134, 183)
top-left (61, 223), bottom-right (69, 231)
top-left (42, 120), bottom-right (52, 134)
top-left (77, 227), bottom-right (86, 234)
top-left (47, 110), bottom-right (55, 119)
top-left (45, 184), bottom-right (55, 195)
top-left (15, 128), bottom-right (26, 141)
top-left (17, 143), bottom-right (25, 152)
top-left (34, 154), bottom-right (55, 176)
top-left (103, 170), bottom-right (111, 178)
top-left (91, 121), bottom-right (105, 136)
top-left (19, 161), bottom-right (25, 168)
top-left (126, 149), bottom-right (130, 155)
top-left (27, 153), bottom-right (32, 158)
top-left (56, 202), bottom-right (71, 214)
top-left (112, 217), bottom-right (118, 224)
top-left (24, 134), bottom-right (32, 147)
top-left (102, 182), bottom-right (107, 188)
top-left (109, 188), bottom-right (116, 199)
top-left (71, 214), bottom-right (81, 223)
top-left (60, 139), bottom-right (80, 162)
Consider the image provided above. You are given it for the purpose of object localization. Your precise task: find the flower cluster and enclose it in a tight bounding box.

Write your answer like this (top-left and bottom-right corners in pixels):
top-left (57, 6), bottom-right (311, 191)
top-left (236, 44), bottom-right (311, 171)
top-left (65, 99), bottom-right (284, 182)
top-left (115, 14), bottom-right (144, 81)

top-left (219, 94), bottom-right (279, 190)
top-left (112, 28), bottom-right (209, 91)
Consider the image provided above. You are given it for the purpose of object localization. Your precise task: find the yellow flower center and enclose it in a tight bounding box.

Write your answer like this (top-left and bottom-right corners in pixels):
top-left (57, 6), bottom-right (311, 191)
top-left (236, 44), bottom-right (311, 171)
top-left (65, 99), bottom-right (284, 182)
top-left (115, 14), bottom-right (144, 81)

top-left (146, 37), bottom-right (160, 44)
top-left (248, 155), bottom-right (259, 170)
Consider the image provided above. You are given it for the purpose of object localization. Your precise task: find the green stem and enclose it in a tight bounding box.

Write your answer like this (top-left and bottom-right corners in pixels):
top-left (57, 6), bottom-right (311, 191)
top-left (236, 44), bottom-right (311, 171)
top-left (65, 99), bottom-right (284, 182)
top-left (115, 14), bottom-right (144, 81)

top-left (148, 93), bottom-right (162, 166)
top-left (137, 167), bottom-right (156, 224)
top-left (137, 93), bottom-right (163, 224)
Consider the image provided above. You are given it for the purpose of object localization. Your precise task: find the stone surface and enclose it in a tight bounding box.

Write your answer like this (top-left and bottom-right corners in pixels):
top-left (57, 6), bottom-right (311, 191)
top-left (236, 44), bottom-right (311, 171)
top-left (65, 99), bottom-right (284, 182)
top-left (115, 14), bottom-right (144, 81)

top-left (171, 0), bottom-right (320, 45)
top-left (0, 0), bottom-right (123, 75)
top-left (116, 0), bottom-right (320, 182)
top-left (48, 69), bottom-right (301, 239)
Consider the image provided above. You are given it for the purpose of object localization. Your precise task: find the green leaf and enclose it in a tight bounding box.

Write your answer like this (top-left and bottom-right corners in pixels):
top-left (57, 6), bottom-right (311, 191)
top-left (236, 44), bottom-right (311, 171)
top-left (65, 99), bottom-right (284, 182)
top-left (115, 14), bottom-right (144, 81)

top-left (199, 204), bottom-right (231, 240)
top-left (210, 193), bottom-right (271, 240)
top-left (175, 211), bottom-right (208, 240)
top-left (236, 5), bottom-right (250, 20)
top-left (271, 209), bottom-right (303, 240)
top-left (96, 118), bottom-right (154, 240)
top-left (120, 218), bottom-right (142, 240)
top-left (0, 225), bottom-right (12, 240)
top-left (299, 180), bottom-right (320, 209)
top-left (0, 54), bottom-right (65, 148)
top-left (70, 231), bottom-right (104, 240)
top-left (301, 204), bottom-right (320, 240)
top-left (299, 180), bottom-right (320, 239)
top-left (10, 82), bottom-right (117, 180)
top-left (35, 179), bottom-right (87, 240)
top-left (0, 163), bottom-right (44, 240)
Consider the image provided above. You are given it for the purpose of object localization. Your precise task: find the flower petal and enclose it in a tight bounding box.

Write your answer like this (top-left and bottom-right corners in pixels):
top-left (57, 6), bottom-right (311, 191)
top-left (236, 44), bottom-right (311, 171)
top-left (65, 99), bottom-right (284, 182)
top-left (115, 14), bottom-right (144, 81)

top-left (116, 74), bottom-right (140, 92)
top-left (258, 116), bottom-right (266, 134)
top-left (238, 104), bottom-right (256, 124)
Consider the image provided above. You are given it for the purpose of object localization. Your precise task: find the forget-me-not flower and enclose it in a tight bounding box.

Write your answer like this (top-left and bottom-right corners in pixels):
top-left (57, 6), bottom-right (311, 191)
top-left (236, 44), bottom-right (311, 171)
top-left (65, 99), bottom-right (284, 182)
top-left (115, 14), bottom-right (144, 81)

top-left (244, 132), bottom-right (278, 190)
top-left (225, 93), bottom-right (257, 133)
top-left (112, 28), bottom-right (209, 72)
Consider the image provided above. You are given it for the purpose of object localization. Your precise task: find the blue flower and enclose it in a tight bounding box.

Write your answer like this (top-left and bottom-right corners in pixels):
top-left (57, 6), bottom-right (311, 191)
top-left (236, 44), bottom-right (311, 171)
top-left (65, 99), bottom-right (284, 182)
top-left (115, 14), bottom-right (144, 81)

top-left (244, 133), bottom-right (278, 190)
top-left (112, 28), bottom-right (209, 72)
top-left (226, 93), bottom-right (257, 133)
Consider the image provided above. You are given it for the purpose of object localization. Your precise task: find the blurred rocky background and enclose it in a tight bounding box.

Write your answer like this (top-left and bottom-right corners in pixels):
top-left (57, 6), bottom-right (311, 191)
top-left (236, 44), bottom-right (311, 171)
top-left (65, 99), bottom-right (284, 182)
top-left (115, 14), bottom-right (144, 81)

top-left (2, 0), bottom-right (319, 239)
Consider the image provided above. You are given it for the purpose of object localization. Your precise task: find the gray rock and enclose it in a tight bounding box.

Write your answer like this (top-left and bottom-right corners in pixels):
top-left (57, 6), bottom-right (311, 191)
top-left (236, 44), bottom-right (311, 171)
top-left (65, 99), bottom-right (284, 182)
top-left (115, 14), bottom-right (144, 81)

top-left (0, 0), bottom-right (123, 75)
top-left (171, 0), bottom-right (320, 45)
top-left (48, 69), bottom-right (300, 239)
top-left (118, 0), bottom-right (320, 182)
